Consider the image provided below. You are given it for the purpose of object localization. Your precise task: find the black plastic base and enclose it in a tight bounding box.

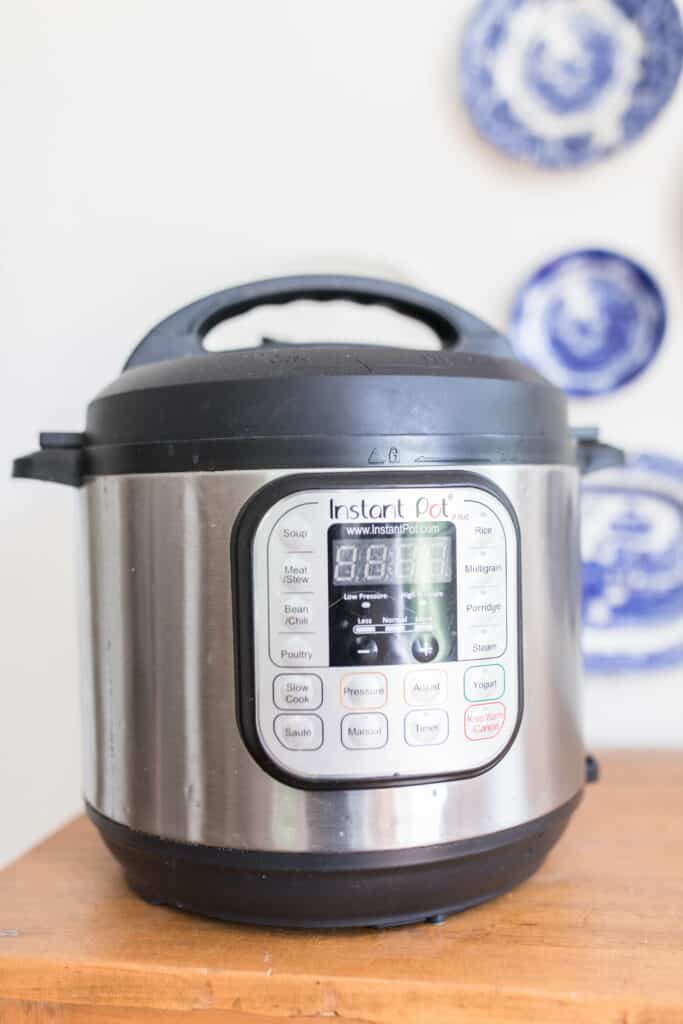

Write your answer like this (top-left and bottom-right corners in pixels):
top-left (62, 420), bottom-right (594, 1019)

top-left (86, 794), bottom-right (581, 929)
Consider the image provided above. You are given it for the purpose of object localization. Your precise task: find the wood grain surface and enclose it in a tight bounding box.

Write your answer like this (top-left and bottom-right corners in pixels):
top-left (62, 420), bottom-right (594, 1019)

top-left (0, 750), bottom-right (682, 1023)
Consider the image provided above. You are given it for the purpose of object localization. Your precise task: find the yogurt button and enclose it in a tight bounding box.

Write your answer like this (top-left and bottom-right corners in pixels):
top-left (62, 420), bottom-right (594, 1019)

top-left (274, 714), bottom-right (323, 750)
top-left (464, 664), bottom-right (505, 702)
top-left (273, 674), bottom-right (322, 710)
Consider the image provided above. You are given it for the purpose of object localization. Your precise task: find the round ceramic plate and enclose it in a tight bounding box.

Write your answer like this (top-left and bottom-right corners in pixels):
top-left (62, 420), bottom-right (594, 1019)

top-left (582, 453), bottom-right (683, 673)
top-left (460, 0), bottom-right (683, 168)
top-left (509, 249), bottom-right (666, 396)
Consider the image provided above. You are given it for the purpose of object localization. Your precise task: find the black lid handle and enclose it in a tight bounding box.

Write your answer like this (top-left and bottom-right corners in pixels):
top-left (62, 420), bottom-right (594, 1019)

top-left (124, 275), bottom-right (512, 369)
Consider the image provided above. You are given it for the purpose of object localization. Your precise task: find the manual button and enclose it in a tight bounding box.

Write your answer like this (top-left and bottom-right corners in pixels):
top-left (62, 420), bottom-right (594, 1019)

top-left (341, 713), bottom-right (388, 749)
top-left (274, 714), bottom-right (323, 750)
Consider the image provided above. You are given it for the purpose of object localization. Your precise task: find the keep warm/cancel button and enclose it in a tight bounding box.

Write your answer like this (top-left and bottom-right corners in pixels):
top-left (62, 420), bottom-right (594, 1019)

top-left (464, 702), bottom-right (506, 741)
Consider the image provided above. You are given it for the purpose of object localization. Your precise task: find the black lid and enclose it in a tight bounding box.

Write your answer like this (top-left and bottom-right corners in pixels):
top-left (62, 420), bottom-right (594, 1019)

top-left (15, 276), bottom-right (576, 482)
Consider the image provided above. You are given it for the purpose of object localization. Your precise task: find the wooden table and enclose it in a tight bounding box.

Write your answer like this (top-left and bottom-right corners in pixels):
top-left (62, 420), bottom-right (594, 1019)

top-left (1, 750), bottom-right (682, 1023)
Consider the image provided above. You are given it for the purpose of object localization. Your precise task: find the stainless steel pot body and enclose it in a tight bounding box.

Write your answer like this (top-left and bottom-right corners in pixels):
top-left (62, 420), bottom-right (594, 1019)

top-left (78, 463), bottom-right (584, 854)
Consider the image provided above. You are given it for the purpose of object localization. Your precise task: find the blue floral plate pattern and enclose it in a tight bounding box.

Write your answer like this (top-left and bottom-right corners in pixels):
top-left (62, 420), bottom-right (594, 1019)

top-left (460, 0), bottom-right (683, 168)
top-left (582, 453), bottom-right (683, 673)
top-left (509, 249), bottom-right (666, 396)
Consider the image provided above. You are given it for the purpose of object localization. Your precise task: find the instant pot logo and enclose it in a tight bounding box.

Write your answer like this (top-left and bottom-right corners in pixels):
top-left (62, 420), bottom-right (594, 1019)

top-left (329, 495), bottom-right (450, 521)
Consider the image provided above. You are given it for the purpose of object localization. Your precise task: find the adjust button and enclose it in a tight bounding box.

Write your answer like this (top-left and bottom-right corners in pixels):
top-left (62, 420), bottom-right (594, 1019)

top-left (341, 672), bottom-right (387, 708)
top-left (273, 674), bottom-right (322, 710)
top-left (341, 713), bottom-right (388, 750)
top-left (404, 709), bottom-right (448, 746)
top-left (404, 669), bottom-right (446, 706)
top-left (274, 714), bottom-right (323, 751)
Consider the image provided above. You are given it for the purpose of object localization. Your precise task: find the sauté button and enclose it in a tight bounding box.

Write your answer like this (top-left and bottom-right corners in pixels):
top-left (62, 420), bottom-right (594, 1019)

top-left (273, 674), bottom-right (322, 710)
top-left (404, 709), bottom-right (448, 746)
top-left (278, 515), bottom-right (314, 550)
top-left (404, 669), bottom-right (446, 706)
top-left (341, 713), bottom-right (388, 749)
top-left (274, 714), bottom-right (323, 750)
top-left (411, 634), bottom-right (439, 663)
top-left (341, 672), bottom-right (387, 708)
top-left (464, 702), bottom-right (506, 741)
top-left (464, 664), bottom-right (505, 702)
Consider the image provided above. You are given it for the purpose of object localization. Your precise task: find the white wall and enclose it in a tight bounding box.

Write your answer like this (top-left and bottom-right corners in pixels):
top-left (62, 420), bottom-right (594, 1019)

top-left (1, 0), bottom-right (682, 869)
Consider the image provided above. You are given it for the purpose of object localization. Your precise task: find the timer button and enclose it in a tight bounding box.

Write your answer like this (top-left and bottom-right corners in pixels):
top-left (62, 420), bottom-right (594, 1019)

top-left (411, 634), bottom-right (439, 663)
top-left (349, 636), bottom-right (379, 665)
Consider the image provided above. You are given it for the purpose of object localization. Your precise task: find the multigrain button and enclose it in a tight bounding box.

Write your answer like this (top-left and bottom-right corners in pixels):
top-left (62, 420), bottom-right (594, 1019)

top-left (341, 713), bottom-right (388, 749)
top-left (274, 714), bottom-right (323, 751)
top-left (341, 672), bottom-right (387, 708)
top-left (280, 556), bottom-right (313, 588)
top-left (280, 597), bottom-right (313, 630)
top-left (404, 669), bottom-right (446, 706)
top-left (273, 674), bottom-right (322, 710)
top-left (464, 664), bottom-right (505, 702)
top-left (404, 709), bottom-right (448, 746)
top-left (276, 636), bottom-right (314, 666)
top-left (464, 702), bottom-right (506, 741)
top-left (278, 514), bottom-right (314, 550)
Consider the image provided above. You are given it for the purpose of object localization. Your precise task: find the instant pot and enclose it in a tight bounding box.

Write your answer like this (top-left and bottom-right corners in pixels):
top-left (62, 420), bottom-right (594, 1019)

top-left (13, 275), bottom-right (621, 927)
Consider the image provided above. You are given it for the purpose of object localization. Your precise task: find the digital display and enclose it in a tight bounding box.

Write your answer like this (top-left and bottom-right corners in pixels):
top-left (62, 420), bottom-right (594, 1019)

top-left (332, 534), bottom-right (453, 585)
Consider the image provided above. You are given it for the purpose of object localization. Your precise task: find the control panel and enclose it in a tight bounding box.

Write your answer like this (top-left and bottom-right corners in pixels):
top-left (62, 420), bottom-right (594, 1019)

top-left (245, 479), bottom-right (521, 785)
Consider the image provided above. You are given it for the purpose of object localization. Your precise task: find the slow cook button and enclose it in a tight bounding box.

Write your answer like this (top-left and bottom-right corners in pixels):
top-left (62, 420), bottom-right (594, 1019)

top-left (273, 674), bottom-right (322, 710)
top-left (404, 709), bottom-right (448, 746)
top-left (341, 673), bottom-right (387, 708)
top-left (280, 598), bottom-right (313, 630)
top-left (341, 713), bottom-right (388, 749)
top-left (274, 714), bottom-right (323, 751)
top-left (280, 557), bottom-right (314, 588)
top-left (404, 669), bottom-right (446, 706)
top-left (464, 702), bottom-right (506, 741)
top-left (276, 636), bottom-right (314, 666)
top-left (464, 664), bottom-right (505, 702)
top-left (278, 514), bottom-right (314, 550)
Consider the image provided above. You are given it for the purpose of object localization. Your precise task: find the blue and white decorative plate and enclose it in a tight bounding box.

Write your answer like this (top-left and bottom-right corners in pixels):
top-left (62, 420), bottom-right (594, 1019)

top-left (460, 0), bottom-right (683, 168)
top-left (582, 453), bottom-right (683, 673)
top-left (509, 249), bottom-right (666, 396)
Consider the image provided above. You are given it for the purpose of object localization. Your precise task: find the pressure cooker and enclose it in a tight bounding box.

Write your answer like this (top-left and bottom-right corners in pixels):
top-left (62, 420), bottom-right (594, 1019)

top-left (13, 275), bottom-right (621, 928)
